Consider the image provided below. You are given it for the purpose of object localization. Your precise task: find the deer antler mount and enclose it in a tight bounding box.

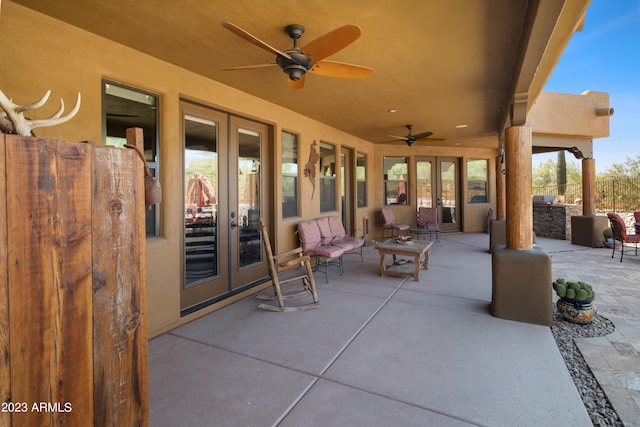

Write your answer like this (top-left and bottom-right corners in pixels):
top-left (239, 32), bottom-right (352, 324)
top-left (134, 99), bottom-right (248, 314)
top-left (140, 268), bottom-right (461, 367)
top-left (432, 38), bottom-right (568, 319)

top-left (0, 88), bottom-right (81, 136)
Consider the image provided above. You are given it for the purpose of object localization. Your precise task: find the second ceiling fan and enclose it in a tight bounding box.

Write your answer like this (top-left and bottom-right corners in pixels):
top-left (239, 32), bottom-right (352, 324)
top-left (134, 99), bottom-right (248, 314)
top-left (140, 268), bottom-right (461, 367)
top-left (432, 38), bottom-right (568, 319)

top-left (388, 125), bottom-right (444, 147)
top-left (221, 21), bottom-right (374, 90)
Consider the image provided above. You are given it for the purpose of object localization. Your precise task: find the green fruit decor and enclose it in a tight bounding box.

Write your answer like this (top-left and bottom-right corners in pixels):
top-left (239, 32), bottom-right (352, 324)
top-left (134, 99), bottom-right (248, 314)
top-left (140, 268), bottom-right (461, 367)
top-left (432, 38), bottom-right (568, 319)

top-left (552, 278), bottom-right (597, 324)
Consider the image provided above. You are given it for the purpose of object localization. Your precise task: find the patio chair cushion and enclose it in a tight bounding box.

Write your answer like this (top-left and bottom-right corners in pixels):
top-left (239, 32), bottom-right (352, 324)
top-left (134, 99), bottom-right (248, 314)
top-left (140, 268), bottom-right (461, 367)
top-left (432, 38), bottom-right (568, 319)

top-left (298, 220), bottom-right (323, 250)
top-left (316, 217), bottom-right (334, 245)
top-left (380, 207), bottom-right (410, 231)
top-left (417, 207), bottom-right (438, 229)
top-left (298, 220), bottom-right (345, 258)
top-left (328, 216), bottom-right (346, 238)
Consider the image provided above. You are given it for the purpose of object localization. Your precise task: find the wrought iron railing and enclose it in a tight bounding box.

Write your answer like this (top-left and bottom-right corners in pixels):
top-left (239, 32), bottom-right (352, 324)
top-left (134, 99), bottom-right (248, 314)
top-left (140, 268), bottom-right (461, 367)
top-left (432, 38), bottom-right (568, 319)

top-left (532, 178), bottom-right (640, 212)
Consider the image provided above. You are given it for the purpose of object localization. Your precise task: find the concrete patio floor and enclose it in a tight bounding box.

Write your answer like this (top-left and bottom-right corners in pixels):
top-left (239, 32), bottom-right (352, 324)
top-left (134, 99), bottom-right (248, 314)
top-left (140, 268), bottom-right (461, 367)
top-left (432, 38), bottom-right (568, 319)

top-left (149, 233), bottom-right (640, 426)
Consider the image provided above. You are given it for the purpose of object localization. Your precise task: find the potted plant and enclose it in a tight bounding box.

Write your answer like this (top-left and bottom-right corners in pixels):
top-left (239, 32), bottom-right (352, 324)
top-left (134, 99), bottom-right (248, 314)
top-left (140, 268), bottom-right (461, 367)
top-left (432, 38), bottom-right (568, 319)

top-left (552, 278), bottom-right (597, 324)
top-left (603, 227), bottom-right (616, 248)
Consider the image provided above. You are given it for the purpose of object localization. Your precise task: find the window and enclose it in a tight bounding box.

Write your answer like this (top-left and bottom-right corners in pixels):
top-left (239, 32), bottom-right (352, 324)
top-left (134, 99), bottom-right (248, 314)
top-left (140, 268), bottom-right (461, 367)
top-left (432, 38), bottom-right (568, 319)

top-left (103, 81), bottom-right (160, 237)
top-left (282, 131), bottom-right (299, 218)
top-left (383, 156), bottom-right (409, 205)
top-left (319, 141), bottom-right (336, 212)
top-left (467, 159), bottom-right (488, 203)
top-left (356, 152), bottom-right (367, 208)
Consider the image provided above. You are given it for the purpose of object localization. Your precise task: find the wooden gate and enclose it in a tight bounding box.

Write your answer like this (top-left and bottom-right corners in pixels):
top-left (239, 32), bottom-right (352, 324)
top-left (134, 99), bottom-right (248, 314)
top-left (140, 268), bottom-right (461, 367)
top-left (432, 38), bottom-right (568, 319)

top-left (0, 129), bottom-right (148, 426)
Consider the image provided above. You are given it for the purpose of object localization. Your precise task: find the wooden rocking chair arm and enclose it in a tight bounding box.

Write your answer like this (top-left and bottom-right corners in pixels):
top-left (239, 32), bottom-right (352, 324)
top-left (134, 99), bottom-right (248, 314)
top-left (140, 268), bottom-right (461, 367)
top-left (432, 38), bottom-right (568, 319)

top-left (273, 247), bottom-right (304, 259)
top-left (278, 255), bottom-right (311, 269)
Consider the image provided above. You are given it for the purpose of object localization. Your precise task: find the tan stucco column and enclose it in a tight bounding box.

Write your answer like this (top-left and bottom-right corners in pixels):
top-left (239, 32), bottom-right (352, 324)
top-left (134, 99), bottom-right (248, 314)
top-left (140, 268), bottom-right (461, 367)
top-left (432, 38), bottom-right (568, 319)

top-left (505, 125), bottom-right (533, 250)
top-left (582, 158), bottom-right (596, 215)
top-left (495, 154), bottom-right (506, 220)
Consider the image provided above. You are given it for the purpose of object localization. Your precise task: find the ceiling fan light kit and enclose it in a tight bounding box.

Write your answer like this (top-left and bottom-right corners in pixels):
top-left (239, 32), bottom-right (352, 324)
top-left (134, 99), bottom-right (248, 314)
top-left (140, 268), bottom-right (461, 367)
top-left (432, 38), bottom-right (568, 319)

top-left (221, 21), bottom-right (374, 90)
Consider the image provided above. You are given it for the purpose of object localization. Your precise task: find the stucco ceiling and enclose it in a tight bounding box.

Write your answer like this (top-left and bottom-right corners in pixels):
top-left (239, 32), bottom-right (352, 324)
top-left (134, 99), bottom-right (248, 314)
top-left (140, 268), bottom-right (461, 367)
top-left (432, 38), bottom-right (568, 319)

top-left (10, 0), bottom-right (587, 149)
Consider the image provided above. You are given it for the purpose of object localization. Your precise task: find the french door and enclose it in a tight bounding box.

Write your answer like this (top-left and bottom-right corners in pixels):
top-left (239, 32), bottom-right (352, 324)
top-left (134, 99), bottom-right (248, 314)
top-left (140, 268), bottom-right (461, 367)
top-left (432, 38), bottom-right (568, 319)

top-left (416, 157), bottom-right (460, 231)
top-left (181, 101), bottom-right (269, 314)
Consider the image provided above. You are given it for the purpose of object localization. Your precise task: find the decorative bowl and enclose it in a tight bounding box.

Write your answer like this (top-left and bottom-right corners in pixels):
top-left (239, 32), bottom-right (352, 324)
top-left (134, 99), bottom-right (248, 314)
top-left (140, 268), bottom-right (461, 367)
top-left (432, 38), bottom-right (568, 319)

top-left (396, 236), bottom-right (413, 244)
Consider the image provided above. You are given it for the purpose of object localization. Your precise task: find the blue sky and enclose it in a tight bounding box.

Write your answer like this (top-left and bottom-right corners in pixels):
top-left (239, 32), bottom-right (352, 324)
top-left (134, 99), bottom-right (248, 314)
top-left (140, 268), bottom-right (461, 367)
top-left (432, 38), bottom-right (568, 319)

top-left (533, 0), bottom-right (640, 173)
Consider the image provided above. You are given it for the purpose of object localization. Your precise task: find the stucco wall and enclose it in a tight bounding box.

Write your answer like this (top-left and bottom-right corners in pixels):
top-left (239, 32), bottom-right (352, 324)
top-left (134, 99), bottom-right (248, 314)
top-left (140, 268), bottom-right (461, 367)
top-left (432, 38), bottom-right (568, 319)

top-left (2, 2), bottom-right (499, 336)
top-left (529, 90), bottom-right (611, 138)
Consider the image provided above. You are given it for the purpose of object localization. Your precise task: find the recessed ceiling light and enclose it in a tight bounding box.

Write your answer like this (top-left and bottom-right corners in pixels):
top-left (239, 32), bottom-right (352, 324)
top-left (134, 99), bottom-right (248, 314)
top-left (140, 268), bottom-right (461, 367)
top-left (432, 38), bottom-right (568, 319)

top-left (455, 124), bottom-right (467, 128)
top-left (388, 109), bottom-right (397, 113)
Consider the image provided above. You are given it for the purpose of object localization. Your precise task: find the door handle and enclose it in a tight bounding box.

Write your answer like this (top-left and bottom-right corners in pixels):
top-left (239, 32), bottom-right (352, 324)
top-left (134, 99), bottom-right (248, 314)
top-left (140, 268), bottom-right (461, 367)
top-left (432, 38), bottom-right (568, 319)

top-left (230, 211), bottom-right (237, 229)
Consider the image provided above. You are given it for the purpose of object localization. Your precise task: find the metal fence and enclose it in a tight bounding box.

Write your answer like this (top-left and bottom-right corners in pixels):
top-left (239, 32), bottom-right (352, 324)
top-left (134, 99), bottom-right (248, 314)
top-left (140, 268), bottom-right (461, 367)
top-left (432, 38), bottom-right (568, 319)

top-left (532, 178), bottom-right (640, 212)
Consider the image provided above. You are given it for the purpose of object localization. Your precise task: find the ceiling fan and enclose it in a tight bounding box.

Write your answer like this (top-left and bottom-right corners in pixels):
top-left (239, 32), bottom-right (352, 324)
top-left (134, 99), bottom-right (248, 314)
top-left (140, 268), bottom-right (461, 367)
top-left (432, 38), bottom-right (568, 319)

top-left (220, 21), bottom-right (374, 90)
top-left (387, 125), bottom-right (444, 147)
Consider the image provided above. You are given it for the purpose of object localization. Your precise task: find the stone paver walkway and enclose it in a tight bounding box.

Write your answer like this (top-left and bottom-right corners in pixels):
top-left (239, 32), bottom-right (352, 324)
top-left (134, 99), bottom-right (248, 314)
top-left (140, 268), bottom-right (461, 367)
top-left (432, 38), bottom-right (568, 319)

top-left (545, 240), bottom-right (640, 427)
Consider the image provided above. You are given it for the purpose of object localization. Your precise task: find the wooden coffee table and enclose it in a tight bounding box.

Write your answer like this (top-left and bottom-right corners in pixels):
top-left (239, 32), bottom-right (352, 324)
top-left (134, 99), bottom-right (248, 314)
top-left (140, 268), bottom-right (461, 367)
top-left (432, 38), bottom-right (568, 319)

top-left (376, 238), bottom-right (434, 281)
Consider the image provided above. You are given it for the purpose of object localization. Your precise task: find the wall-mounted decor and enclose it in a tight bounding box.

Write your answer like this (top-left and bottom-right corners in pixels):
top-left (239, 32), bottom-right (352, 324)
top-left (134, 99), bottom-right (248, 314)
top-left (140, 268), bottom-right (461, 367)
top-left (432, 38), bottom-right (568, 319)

top-left (304, 140), bottom-right (319, 200)
top-left (0, 88), bottom-right (81, 136)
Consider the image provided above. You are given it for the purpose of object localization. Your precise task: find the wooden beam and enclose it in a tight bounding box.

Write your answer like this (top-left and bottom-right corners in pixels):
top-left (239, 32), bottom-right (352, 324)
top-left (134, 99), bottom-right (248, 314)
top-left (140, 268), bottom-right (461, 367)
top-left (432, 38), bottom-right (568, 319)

top-left (92, 128), bottom-right (148, 426)
top-left (0, 135), bottom-right (10, 427)
top-left (505, 126), bottom-right (533, 250)
top-left (582, 158), bottom-right (596, 215)
top-left (6, 136), bottom-right (94, 426)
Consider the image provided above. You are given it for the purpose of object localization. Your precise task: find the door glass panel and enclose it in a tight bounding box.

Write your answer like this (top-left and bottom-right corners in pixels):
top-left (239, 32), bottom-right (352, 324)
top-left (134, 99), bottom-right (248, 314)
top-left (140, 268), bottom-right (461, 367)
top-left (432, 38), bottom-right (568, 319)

top-left (238, 128), bottom-right (262, 268)
top-left (184, 115), bottom-right (218, 285)
top-left (441, 161), bottom-right (456, 224)
top-left (416, 160), bottom-right (434, 208)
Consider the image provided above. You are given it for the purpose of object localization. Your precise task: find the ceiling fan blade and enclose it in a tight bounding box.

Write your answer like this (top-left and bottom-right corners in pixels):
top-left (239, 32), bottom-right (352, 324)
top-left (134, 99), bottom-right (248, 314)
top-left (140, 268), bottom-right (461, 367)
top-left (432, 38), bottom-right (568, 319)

top-left (309, 60), bottom-right (374, 78)
top-left (412, 131), bottom-right (434, 140)
top-left (301, 24), bottom-right (362, 62)
top-left (221, 21), bottom-right (292, 60)
top-left (387, 134), bottom-right (409, 141)
top-left (288, 74), bottom-right (306, 90)
top-left (222, 63), bottom-right (278, 70)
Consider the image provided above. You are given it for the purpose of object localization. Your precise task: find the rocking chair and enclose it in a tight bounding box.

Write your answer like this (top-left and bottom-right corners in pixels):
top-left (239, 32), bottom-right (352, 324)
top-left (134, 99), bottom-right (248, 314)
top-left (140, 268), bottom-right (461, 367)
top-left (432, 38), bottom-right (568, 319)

top-left (256, 218), bottom-right (319, 311)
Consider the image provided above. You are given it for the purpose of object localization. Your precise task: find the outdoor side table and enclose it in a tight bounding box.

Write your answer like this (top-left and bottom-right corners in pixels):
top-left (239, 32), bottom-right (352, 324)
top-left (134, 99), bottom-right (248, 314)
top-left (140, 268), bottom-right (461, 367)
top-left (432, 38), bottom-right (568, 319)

top-left (376, 238), bottom-right (433, 281)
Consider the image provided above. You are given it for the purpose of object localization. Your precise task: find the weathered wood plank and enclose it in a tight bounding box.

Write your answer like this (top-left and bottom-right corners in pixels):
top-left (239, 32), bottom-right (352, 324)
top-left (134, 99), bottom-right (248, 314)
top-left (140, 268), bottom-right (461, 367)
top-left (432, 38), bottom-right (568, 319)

top-left (6, 136), bottom-right (93, 426)
top-left (92, 128), bottom-right (148, 426)
top-left (0, 135), bottom-right (11, 427)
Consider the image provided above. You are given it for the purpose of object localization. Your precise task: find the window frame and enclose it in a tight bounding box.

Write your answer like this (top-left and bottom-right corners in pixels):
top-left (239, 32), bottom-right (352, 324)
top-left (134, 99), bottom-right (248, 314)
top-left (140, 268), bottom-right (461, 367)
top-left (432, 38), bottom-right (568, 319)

top-left (281, 130), bottom-right (299, 218)
top-left (383, 156), bottom-right (409, 205)
top-left (103, 79), bottom-right (160, 237)
top-left (466, 158), bottom-right (489, 204)
top-left (356, 152), bottom-right (367, 208)
top-left (319, 141), bottom-right (337, 213)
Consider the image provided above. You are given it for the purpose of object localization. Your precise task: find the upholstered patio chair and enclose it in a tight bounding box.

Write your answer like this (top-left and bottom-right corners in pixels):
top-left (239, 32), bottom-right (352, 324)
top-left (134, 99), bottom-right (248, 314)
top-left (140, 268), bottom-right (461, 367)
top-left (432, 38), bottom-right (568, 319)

top-left (327, 216), bottom-right (364, 262)
top-left (634, 211), bottom-right (640, 234)
top-left (606, 212), bottom-right (640, 262)
top-left (297, 219), bottom-right (344, 283)
top-left (417, 207), bottom-right (438, 229)
top-left (255, 218), bottom-right (319, 311)
top-left (380, 207), bottom-right (409, 239)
